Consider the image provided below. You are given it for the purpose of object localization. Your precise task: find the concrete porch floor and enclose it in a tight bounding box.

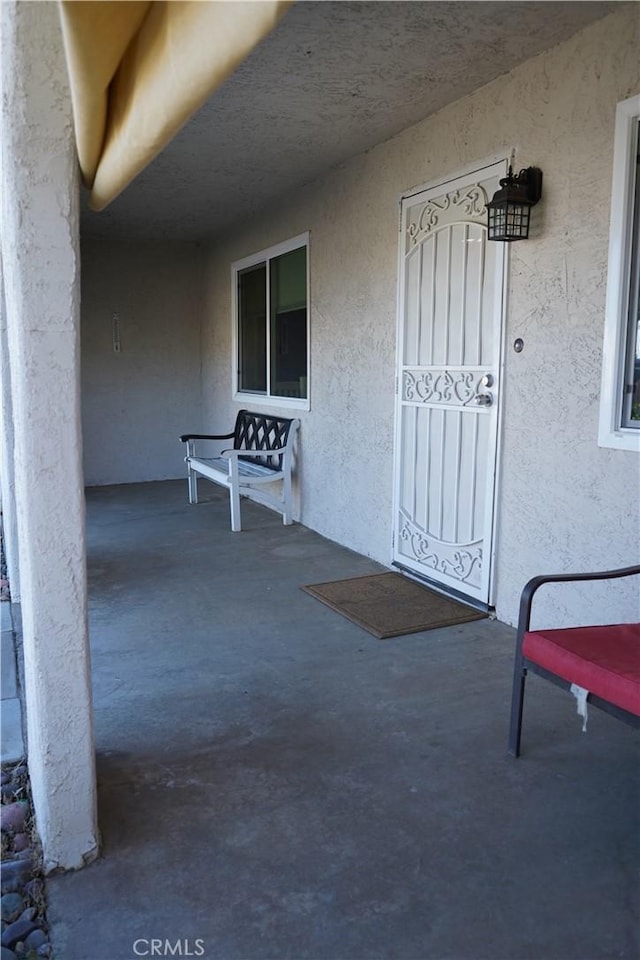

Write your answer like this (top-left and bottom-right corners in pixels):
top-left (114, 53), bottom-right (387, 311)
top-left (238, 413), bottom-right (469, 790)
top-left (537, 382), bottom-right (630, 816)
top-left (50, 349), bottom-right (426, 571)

top-left (46, 481), bottom-right (639, 960)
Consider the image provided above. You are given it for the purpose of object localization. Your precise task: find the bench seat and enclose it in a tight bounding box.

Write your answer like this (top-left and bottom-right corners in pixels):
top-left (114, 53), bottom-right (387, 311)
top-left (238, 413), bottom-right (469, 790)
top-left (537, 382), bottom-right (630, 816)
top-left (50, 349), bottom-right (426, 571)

top-left (188, 456), bottom-right (282, 484)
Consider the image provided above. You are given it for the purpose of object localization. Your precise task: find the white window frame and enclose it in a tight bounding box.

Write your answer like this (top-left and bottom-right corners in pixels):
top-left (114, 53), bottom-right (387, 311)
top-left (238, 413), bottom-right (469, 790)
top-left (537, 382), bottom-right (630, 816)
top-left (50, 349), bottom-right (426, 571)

top-left (232, 232), bottom-right (310, 412)
top-left (598, 94), bottom-right (640, 451)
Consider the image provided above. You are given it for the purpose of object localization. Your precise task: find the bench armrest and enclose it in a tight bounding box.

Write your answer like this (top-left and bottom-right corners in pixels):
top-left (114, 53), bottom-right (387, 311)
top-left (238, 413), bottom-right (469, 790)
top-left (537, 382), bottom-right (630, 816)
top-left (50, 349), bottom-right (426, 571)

top-left (517, 565), bottom-right (640, 639)
top-left (180, 432), bottom-right (234, 442)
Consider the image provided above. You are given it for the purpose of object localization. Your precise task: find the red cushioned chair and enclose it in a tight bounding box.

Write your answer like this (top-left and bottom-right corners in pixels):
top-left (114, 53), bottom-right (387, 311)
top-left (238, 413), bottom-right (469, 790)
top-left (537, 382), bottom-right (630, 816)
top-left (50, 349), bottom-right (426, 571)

top-left (509, 565), bottom-right (640, 757)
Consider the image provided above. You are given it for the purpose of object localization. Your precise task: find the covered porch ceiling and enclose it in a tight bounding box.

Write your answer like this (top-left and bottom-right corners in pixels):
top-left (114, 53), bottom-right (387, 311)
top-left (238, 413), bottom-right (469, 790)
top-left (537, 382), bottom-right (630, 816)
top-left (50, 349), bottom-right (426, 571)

top-left (81, 0), bottom-right (617, 244)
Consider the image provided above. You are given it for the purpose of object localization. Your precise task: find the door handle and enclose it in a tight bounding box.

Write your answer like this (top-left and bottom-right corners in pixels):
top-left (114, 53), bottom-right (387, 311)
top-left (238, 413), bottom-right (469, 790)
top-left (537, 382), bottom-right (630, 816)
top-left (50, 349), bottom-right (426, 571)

top-left (474, 393), bottom-right (493, 407)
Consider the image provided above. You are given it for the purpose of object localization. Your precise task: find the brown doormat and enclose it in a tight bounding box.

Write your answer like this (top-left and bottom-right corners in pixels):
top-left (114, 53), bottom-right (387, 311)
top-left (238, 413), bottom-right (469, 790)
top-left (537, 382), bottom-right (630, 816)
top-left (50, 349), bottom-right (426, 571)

top-left (301, 572), bottom-right (486, 639)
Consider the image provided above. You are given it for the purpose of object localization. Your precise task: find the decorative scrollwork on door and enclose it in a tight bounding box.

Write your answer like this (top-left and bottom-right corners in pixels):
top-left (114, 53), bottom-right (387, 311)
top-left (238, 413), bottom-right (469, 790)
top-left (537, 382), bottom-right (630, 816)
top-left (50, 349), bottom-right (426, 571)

top-left (398, 513), bottom-right (483, 587)
top-left (407, 184), bottom-right (488, 248)
top-left (403, 368), bottom-right (485, 406)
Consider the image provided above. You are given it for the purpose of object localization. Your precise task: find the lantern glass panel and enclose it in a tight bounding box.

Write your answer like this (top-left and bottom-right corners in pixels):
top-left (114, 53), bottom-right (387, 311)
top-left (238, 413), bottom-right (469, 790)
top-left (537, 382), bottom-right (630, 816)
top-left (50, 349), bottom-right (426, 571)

top-left (488, 199), bottom-right (531, 241)
top-left (506, 202), bottom-right (530, 240)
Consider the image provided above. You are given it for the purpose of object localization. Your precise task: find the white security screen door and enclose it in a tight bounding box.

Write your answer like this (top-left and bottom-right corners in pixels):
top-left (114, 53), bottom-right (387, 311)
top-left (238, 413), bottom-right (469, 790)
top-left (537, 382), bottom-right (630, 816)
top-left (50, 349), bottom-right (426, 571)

top-left (393, 162), bottom-right (507, 604)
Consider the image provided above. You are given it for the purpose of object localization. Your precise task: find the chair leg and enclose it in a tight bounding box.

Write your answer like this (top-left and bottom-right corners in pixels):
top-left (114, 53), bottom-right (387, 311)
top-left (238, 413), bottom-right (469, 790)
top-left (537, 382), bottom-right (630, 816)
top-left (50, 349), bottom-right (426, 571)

top-left (508, 658), bottom-right (526, 758)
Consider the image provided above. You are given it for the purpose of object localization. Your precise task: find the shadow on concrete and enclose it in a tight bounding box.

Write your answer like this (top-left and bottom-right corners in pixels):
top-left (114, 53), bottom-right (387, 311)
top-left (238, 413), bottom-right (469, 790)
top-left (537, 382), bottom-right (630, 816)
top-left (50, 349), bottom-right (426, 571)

top-left (47, 482), bottom-right (639, 960)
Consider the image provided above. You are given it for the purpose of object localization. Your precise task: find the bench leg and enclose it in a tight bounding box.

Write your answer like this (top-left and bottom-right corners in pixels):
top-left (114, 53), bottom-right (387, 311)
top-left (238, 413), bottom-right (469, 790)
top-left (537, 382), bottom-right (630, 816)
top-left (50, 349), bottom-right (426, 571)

top-left (229, 468), bottom-right (242, 532)
top-left (508, 654), bottom-right (527, 758)
top-left (282, 473), bottom-right (293, 525)
top-left (187, 466), bottom-right (198, 504)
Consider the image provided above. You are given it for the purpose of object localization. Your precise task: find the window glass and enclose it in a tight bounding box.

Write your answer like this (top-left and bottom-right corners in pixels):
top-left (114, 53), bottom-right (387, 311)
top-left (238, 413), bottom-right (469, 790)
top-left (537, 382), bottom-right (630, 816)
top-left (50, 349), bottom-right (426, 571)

top-left (622, 128), bottom-right (640, 428)
top-left (270, 247), bottom-right (308, 399)
top-left (238, 263), bottom-right (267, 394)
top-left (598, 96), bottom-right (640, 450)
top-left (234, 237), bottom-right (309, 406)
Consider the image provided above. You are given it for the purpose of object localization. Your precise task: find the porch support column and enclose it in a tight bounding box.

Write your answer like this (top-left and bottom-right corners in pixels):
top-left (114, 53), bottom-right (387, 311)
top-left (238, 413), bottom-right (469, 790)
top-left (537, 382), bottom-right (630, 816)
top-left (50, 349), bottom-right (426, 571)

top-left (0, 1), bottom-right (98, 869)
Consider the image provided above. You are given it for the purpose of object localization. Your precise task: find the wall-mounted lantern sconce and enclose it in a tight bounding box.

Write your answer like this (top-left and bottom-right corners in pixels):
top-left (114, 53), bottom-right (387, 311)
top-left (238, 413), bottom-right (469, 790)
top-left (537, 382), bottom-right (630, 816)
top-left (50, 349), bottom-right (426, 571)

top-left (487, 166), bottom-right (543, 241)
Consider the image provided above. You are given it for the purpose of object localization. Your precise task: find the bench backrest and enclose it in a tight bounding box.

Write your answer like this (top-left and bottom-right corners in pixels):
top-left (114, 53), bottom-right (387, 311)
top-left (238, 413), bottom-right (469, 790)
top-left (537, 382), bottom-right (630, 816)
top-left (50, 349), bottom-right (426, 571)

top-left (234, 410), bottom-right (298, 471)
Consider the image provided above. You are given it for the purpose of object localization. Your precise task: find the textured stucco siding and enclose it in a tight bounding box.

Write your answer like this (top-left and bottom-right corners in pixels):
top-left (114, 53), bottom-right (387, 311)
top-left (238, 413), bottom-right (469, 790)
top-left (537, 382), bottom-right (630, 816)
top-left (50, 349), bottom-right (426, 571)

top-left (81, 238), bottom-right (204, 485)
top-left (201, 7), bottom-right (639, 628)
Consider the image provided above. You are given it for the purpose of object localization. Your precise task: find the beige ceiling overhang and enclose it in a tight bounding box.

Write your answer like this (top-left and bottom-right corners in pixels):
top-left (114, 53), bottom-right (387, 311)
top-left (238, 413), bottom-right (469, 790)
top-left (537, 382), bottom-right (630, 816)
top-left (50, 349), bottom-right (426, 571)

top-left (58, 0), bottom-right (291, 211)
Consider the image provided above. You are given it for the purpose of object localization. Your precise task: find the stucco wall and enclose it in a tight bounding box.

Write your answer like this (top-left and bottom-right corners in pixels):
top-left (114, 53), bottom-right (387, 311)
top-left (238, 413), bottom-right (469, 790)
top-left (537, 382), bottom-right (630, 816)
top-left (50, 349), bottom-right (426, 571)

top-left (201, 7), bottom-right (639, 627)
top-left (81, 238), bottom-right (204, 485)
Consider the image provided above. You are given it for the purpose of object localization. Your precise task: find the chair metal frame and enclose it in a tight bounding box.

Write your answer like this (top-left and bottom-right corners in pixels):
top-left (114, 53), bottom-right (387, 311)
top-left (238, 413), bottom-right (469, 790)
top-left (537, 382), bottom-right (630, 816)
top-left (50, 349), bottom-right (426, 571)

top-left (509, 565), bottom-right (640, 757)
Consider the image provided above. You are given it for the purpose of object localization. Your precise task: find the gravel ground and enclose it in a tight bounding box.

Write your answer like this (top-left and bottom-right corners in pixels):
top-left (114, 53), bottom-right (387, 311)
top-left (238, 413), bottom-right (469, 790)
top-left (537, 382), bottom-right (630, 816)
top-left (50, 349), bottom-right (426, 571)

top-left (1, 761), bottom-right (52, 959)
top-left (2, 522), bottom-right (53, 957)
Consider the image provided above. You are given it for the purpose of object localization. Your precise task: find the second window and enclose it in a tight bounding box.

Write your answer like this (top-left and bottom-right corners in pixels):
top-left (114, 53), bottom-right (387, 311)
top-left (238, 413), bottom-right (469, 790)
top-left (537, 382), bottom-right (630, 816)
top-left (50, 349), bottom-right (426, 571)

top-left (234, 234), bottom-right (309, 406)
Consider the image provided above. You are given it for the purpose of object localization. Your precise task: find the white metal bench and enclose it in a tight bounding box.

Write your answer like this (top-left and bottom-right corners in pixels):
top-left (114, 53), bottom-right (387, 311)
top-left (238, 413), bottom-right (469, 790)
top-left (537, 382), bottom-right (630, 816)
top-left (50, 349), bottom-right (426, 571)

top-left (180, 410), bottom-right (300, 532)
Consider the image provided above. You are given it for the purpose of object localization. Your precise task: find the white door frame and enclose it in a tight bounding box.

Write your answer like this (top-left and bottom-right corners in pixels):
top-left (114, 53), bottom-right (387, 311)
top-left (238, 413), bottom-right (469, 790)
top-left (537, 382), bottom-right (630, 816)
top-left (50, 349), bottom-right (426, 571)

top-left (391, 157), bottom-right (511, 608)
